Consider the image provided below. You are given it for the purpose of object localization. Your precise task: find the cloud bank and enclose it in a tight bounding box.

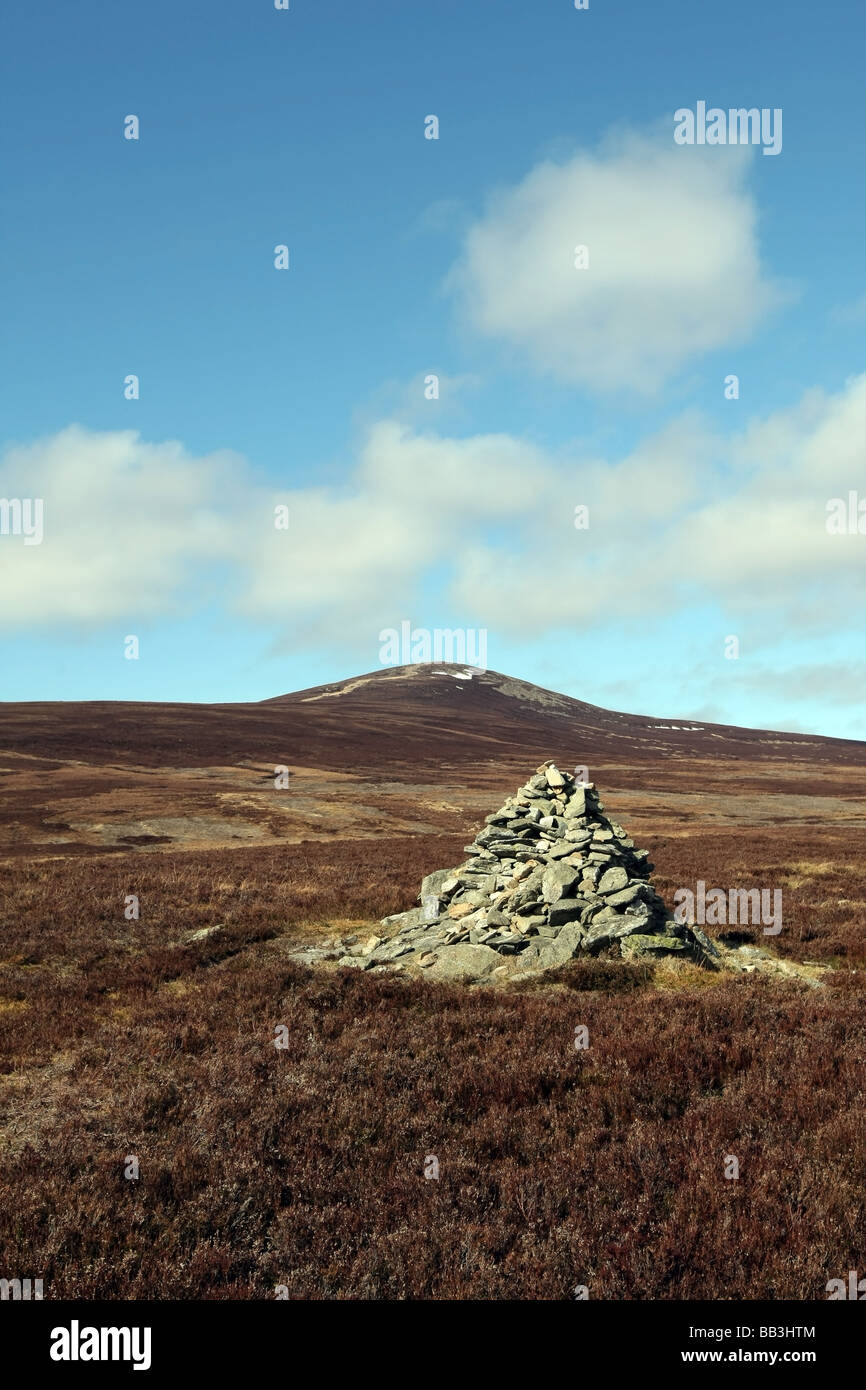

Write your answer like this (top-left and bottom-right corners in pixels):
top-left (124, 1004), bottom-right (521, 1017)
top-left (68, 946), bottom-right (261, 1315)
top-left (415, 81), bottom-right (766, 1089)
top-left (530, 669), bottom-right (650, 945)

top-left (2, 375), bottom-right (865, 695)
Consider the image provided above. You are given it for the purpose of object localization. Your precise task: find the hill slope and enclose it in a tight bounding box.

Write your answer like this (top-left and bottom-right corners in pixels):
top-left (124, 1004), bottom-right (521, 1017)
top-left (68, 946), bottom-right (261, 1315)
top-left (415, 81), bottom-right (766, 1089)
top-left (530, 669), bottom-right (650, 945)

top-left (1, 663), bottom-right (862, 772)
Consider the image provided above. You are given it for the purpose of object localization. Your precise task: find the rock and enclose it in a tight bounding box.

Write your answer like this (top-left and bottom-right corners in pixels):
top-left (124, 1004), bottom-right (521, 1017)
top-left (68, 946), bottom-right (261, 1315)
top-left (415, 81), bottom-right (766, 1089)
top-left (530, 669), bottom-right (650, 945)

top-left (484, 908), bottom-right (511, 929)
top-left (620, 934), bottom-right (691, 958)
top-left (336, 955), bottom-right (370, 969)
top-left (584, 913), bottom-right (653, 951)
top-left (548, 897), bottom-right (584, 927)
top-left (597, 866), bottom-right (629, 895)
top-left (689, 924), bottom-right (721, 959)
top-left (449, 889), bottom-right (488, 907)
top-left (447, 902), bottom-right (476, 919)
top-left (545, 765), bottom-right (566, 788)
top-left (285, 947), bottom-right (332, 966)
top-left (184, 925), bottom-right (223, 943)
top-left (423, 944), bottom-right (502, 981)
top-left (380, 907), bottom-right (427, 930)
top-left (361, 935), bottom-right (383, 955)
top-left (542, 861), bottom-right (581, 903)
top-left (602, 882), bottom-right (651, 907)
top-left (537, 922), bottom-right (585, 969)
top-left (420, 868), bottom-right (459, 901)
top-left (547, 841), bottom-right (580, 861)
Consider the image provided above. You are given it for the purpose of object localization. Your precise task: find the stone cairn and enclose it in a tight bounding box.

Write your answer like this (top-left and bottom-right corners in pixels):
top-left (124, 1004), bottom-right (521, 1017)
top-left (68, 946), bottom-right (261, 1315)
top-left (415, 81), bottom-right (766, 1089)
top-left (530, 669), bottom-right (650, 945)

top-left (360, 761), bottom-right (720, 977)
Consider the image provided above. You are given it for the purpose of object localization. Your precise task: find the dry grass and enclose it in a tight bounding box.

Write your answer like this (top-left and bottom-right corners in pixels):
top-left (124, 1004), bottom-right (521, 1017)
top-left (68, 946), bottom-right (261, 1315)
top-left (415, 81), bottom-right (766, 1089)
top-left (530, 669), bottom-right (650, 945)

top-left (0, 830), bottom-right (864, 1299)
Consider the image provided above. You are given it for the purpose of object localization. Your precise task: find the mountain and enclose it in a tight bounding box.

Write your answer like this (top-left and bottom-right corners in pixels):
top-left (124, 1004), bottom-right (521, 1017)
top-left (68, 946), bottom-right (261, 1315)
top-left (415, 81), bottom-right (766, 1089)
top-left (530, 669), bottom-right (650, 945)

top-left (1, 663), bottom-right (863, 773)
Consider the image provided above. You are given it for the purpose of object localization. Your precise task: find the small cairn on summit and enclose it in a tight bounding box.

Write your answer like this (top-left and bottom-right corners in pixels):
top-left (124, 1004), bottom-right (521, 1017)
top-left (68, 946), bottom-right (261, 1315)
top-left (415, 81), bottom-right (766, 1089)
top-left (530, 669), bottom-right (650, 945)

top-left (364, 761), bottom-right (720, 978)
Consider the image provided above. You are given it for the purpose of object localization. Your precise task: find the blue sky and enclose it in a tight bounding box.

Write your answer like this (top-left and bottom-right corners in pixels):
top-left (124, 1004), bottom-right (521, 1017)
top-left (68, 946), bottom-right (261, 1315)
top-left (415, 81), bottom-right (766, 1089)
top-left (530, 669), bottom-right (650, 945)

top-left (1, 0), bottom-right (865, 737)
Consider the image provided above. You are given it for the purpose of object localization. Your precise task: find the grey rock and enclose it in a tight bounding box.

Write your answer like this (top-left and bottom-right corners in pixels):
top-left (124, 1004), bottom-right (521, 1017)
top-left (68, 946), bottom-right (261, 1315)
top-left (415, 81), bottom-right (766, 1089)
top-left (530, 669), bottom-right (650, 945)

top-left (602, 881), bottom-right (653, 908)
top-left (597, 866), bottom-right (629, 895)
top-left (620, 934), bottom-right (691, 959)
top-left (484, 907), bottom-right (511, 929)
top-left (689, 924), bottom-right (721, 959)
top-left (583, 913), bottom-right (652, 951)
top-left (423, 943), bottom-right (503, 981)
top-left (512, 898), bottom-right (544, 917)
top-left (420, 868), bottom-right (459, 901)
top-left (521, 915), bottom-right (548, 932)
top-left (547, 897), bottom-right (584, 927)
top-left (380, 906), bottom-right (427, 930)
top-left (541, 861), bottom-right (580, 903)
top-left (563, 788), bottom-right (586, 818)
top-left (536, 922), bottom-right (585, 969)
top-left (547, 841), bottom-right (581, 861)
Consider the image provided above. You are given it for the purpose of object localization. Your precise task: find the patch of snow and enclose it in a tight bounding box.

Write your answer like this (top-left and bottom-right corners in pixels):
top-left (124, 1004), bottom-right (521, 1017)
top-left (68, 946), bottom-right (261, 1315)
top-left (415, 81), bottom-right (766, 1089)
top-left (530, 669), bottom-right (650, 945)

top-left (648, 724), bottom-right (705, 732)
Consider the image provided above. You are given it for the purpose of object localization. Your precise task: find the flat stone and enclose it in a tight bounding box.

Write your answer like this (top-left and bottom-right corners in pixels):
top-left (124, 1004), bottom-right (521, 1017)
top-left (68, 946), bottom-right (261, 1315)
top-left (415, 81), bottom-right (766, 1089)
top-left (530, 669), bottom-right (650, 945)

top-left (380, 906), bottom-right (426, 930)
top-left (512, 898), bottom-right (545, 917)
top-left (423, 943), bottom-right (502, 982)
top-left (447, 902), bottom-right (476, 919)
top-left (597, 866), bottom-right (629, 895)
top-left (286, 947), bottom-right (332, 966)
top-left (620, 934), bottom-right (691, 958)
top-left (547, 897), bottom-right (584, 927)
top-left (602, 882), bottom-right (651, 907)
top-left (583, 914), bottom-right (652, 951)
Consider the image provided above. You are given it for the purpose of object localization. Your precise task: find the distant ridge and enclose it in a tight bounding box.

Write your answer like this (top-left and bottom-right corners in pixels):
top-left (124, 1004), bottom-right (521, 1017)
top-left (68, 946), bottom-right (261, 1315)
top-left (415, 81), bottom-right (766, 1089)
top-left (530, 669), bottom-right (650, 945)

top-left (1, 662), bottom-right (863, 772)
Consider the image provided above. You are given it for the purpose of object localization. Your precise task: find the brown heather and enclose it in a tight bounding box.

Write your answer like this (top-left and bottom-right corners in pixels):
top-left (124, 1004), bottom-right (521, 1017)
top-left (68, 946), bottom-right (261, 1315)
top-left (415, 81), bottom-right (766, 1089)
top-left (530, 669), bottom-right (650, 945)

top-left (1, 833), bottom-right (865, 1300)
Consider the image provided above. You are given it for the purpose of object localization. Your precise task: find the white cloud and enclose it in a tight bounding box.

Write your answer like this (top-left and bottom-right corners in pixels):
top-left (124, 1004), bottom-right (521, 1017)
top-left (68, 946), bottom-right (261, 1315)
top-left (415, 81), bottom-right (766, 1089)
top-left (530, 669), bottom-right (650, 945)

top-left (446, 131), bottom-right (784, 394)
top-left (3, 376), bottom-right (866, 657)
top-left (0, 426), bottom-right (240, 626)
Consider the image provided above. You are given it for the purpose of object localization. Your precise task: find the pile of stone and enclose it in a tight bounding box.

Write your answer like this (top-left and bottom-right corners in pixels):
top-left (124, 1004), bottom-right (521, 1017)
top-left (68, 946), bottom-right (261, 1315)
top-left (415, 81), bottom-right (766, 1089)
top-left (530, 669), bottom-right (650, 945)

top-left (359, 761), bottom-right (720, 978)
